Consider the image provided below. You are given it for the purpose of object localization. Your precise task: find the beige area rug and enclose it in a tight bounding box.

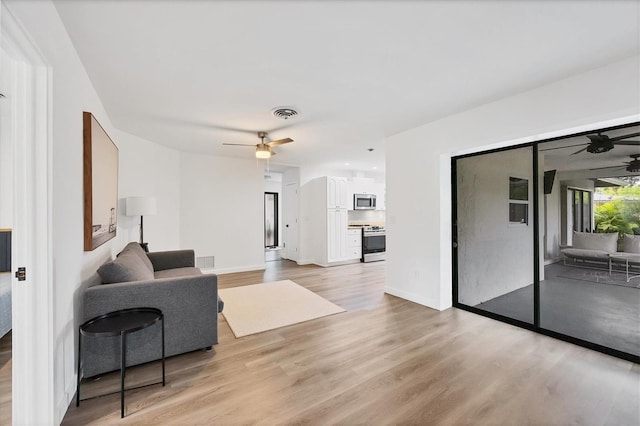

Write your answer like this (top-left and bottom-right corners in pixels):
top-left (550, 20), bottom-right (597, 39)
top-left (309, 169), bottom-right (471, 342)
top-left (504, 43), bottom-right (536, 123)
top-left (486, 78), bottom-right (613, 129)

top-left (219, 280), bottom-right (345, 338)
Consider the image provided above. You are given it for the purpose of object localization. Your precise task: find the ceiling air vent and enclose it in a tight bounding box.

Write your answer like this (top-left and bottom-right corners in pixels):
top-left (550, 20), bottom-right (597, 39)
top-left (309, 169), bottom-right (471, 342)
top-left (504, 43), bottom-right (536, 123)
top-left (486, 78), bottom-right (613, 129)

top-left (272, 107), bottom-right (298, 120)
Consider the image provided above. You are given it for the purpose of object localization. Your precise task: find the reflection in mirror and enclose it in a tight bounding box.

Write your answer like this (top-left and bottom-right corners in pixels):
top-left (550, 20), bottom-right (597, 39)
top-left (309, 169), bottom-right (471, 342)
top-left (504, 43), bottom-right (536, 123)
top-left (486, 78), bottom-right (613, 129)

top-left (539, 123), bottom-right (639, 357)
top-left (456, 146), bottom-right (534, 324)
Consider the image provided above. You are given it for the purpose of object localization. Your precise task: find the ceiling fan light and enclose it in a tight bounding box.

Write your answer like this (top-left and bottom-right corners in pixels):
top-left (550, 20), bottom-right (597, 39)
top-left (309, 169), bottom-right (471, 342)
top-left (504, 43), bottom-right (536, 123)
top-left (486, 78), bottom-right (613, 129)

top-left (255, 145), bottom-right (271, 159)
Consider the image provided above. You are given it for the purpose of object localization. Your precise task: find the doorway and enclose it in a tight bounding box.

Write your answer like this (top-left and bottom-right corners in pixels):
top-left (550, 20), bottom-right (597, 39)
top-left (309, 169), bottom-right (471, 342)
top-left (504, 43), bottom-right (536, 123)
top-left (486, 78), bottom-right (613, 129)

top-left (264, 192), bottom-right (279, 248)
top-left (570, 188), bottom-right (592, 233)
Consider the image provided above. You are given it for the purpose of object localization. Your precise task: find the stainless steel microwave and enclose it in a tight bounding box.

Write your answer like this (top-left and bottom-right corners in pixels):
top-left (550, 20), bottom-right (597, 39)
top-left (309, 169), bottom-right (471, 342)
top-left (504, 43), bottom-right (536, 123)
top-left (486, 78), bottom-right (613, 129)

top-left (354, 193), bottom-right (376, 210)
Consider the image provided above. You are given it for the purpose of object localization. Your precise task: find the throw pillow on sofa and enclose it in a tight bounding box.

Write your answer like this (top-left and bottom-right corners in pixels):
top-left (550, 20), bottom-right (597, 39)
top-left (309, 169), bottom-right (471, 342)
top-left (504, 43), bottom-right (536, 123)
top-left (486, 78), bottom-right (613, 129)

top-left (572, 231), bottom-right (618, 253)
top-left (118, 241), bottom-right (155, 272)
top-left (622, 234), bottom-right (640, 254)
top-left (97, 249), bottom-right (155, 284)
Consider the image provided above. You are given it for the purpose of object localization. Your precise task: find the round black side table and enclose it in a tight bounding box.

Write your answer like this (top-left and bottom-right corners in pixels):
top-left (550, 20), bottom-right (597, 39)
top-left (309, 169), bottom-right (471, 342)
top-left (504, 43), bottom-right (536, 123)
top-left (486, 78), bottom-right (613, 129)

top-left (76, 307), bottom-right (165, 418)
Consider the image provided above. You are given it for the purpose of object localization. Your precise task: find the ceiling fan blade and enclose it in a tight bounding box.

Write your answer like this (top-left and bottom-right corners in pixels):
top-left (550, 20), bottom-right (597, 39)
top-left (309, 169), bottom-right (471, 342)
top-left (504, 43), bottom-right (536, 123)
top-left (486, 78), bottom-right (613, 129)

top-left (266, 137), bottom-right (293, 147)
top-left (589, 165), bottom-right (625, 171)
top-left (222, 143), bottom-right (256, 146)
top-left (571, 146), bottom-right (589, 155)
top-left (609, 132), bottom-right (640, 142)
top-left (613, 141), bottom-right (640, 146)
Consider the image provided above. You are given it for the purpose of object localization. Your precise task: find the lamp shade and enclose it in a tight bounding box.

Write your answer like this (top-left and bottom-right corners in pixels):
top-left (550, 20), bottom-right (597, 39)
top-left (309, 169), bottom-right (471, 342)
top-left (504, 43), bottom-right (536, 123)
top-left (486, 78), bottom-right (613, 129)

top-left (125, 196), bottom-right (157, 216)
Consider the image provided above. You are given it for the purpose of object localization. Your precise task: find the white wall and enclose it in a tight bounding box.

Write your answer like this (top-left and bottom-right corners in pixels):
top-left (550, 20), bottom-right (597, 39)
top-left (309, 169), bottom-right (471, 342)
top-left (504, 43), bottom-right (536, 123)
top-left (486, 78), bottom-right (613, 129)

top-left (4, 1), bottom-right (182, 422)
top-left (114, 129), bottom-right (181, 252)
top-left (386, 56), bottom-right (640, 311)
top-left (180, 153), bottom-right (265, 274)
top-left (456, 148), bottom-right (534, 306)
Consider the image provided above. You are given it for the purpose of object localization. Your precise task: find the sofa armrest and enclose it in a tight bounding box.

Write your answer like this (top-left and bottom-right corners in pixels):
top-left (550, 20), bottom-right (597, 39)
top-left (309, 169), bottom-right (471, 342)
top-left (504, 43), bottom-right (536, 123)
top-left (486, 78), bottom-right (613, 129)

top-left (147, 249), bottom-right (195, 271)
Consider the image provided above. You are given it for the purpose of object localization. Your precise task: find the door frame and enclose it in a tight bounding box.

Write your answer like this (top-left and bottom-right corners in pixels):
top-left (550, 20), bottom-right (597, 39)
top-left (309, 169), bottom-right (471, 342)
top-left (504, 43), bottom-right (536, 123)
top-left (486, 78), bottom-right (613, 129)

top-left (283, 182), bottom-right (299, 261)
top-left (451, 121), bottom-right (640, 364)
top-left (1, 2), bottom-right (54, 424)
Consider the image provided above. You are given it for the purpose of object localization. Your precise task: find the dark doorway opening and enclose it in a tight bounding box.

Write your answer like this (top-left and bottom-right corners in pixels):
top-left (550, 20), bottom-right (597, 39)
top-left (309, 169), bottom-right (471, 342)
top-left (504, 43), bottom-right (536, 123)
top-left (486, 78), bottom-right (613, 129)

top-left (265, 192), bottom-right (279, 248)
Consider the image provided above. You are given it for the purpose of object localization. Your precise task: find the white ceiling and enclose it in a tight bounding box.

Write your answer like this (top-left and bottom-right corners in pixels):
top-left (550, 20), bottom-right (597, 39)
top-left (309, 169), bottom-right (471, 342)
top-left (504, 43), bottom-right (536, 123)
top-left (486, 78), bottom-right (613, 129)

top-left (53, 0), bottom-right (640, 174)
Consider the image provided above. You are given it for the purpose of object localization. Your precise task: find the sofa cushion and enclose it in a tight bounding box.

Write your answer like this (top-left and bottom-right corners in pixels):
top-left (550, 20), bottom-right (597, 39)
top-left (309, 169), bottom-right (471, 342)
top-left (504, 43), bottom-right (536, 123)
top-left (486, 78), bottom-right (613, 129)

top-left (561, 248), bottom-right (610, 260)
top-left (97, 250), bottom-right (155, 284)
top-left (572, 231), bottom-right (618, 253)
top-left (621, 234), bottom-right (640, 254)
top-left (118, 242), bottom-right (154, 272)
top-left (154, 267), bottom-right (203, 279)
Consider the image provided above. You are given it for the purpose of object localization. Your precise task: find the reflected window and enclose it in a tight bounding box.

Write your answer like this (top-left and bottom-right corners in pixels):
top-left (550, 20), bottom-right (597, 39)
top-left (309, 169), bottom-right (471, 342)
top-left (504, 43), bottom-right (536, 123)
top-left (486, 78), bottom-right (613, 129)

top-left (509, 177), bottom-right (529, 225)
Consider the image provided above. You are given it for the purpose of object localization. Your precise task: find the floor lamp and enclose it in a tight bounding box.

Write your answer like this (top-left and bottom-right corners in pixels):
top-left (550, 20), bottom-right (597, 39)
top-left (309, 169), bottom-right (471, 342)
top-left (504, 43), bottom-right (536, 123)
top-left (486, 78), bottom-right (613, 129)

top-left (125, 196), bottom-right (157, 252)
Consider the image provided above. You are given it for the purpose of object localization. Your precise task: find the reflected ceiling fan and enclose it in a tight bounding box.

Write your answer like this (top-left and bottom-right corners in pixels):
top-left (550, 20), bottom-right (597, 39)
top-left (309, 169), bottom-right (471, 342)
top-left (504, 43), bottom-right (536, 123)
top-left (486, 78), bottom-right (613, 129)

top-left (571, 132), bottom-right (640, 155)
top-left (590, 154), bottom-right (640, 173)
top-left (222, 131), bottom-right (294, 159)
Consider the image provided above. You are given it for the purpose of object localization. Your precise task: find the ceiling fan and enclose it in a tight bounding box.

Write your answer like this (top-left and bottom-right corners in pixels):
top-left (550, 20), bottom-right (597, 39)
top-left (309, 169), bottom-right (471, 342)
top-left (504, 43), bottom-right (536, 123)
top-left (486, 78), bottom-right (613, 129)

top-left (571, 132), bottom-right (640, 155)
top-left (590, 154), bottom-right (640, 173)
top-left (222, 131), bottom-right (294, 159)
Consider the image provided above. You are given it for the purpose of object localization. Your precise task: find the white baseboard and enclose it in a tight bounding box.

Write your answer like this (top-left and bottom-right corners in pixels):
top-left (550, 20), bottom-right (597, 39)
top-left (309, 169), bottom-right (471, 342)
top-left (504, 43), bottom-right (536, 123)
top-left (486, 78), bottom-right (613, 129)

top-left (384, 286), bottom-right (443, 311)
top-left (296, 258), bottom-right (314, 265)
top-left (206, 264), bottom-right (265, 275)
top-left (311, 259), bottom-right (362, 268)
top-left (58, 381), bottom-right (75, 424)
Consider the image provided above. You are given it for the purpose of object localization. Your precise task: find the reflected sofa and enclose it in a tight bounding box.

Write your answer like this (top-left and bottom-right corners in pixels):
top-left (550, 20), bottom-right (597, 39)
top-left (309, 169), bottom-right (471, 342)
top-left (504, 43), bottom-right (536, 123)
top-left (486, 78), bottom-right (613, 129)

top-left (561, 232), bottom-right (640, 274)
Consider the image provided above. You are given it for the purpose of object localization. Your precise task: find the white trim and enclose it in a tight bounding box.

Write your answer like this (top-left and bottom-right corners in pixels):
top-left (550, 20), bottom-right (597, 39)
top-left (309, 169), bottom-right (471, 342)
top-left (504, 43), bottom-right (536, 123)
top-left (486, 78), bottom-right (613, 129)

top-left (1, 3), bottom-right (54, 424)
top-left (451, 115), bottom-right (640, 158)
top-left (207, 263), bottom-right (266, 275)
top-left (384, 286), bottom-right (442, 311)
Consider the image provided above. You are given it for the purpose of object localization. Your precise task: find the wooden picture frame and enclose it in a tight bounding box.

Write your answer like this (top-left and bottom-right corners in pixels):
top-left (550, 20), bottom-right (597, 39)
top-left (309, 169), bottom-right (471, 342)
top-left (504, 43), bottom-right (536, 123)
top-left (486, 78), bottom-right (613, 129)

top-left (83, 112), bottom-right (119, 251)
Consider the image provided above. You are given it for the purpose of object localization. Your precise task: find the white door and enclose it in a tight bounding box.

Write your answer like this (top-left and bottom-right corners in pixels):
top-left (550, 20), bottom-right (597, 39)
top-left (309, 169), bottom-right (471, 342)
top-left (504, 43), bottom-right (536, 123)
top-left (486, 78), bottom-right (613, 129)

top-left (1, 5), bottom-right (54, 423)
top-left (283, 182), bottom-right (299, 261)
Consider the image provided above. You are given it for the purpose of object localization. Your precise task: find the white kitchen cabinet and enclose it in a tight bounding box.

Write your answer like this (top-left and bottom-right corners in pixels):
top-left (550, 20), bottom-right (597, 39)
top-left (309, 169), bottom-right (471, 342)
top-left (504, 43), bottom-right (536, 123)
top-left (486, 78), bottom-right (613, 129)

top-left (348, 178), bottom-right (385, 210)
top-left (327, 176), bottom-right (348, 209)
top-left (328, 209), bottom-right (348, 262)
top-left (347, 228), bottom-right (362, 260)
top-left (307, 176), bottom-right (353, 266)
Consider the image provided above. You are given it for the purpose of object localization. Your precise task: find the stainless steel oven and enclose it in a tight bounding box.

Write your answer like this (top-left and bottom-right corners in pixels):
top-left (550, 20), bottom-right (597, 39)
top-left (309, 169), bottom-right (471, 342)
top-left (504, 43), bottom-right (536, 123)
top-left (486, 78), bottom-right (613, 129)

top-left (362, 226), bottom-right (385, 262)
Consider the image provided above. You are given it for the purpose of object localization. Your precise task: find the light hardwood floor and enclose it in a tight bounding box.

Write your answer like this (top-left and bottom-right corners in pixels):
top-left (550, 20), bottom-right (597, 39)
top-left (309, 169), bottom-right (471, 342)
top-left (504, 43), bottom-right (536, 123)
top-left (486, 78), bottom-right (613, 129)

top-left (53, 260), bottom-right (640, 424)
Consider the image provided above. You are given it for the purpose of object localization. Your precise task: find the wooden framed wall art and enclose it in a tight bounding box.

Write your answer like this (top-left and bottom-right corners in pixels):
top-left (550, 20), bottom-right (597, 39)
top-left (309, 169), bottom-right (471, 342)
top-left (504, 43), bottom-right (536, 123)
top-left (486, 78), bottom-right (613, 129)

top-left (83, 112), bottom-right (119, 251)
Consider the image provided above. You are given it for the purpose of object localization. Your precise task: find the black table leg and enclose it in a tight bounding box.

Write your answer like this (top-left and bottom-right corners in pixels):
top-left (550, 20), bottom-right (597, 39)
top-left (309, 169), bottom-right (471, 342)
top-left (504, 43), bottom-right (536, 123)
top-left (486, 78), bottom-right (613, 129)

top-left (161, 315), bottom-right (165, 386)
top-left (76, 329), bottom-right (82, 407)
top-left (121, 332), bottom-right (126, 418)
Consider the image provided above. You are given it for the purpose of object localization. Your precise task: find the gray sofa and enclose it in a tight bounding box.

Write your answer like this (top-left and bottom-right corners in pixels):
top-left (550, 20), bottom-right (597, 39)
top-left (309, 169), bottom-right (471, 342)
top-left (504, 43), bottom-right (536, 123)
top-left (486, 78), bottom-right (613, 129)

top-left (81, 242), bottom-right (223, 377)
top-left (562, 232), bottom-right (640, 273)
top-left (561, 231), bottom-right (618, 268)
